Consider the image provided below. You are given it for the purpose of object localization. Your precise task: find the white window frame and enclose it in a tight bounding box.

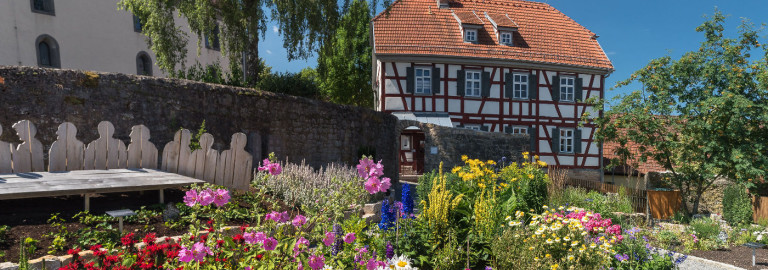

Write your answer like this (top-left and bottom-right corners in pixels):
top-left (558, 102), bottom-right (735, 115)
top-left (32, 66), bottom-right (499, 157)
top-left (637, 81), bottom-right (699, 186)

top-left (400, 135), bottom-right (411, 150)
top-left (464, 29), bottom-right (477, 43)
top-left (560, 76), bottom-right (575, 102)
top-left (500, 32), bottom-right (513, 46)
top-left (511, 126), bottom-right (528, 135)
top-left (512, 73), bottom-right (528, 99)
top-left (464, 124), bottom-right (481, 131)
top-left (465, 70), bottom-right (482, 97)
top-left (559, 128), bottom-right (574, 154)
top-left (414, 67), bottom-right (432, 94)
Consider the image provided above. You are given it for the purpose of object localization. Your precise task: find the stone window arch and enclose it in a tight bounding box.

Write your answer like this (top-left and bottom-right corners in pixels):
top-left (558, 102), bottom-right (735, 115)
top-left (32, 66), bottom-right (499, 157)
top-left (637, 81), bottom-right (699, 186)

top-left (136, 51), bottom-right (153, 76)
top-left (36, 34), bottom-right (60, 68)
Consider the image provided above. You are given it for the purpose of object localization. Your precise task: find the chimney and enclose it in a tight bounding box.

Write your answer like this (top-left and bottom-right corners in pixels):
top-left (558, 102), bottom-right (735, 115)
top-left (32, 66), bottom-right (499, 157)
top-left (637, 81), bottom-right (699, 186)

top-left (437, 0), bottom-right (449, 9)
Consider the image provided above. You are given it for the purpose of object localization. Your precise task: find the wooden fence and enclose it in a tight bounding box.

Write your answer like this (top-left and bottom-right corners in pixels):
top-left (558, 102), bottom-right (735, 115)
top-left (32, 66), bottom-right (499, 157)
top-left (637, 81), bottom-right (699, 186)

top-left (565, 178), bottom-right (648, 214)
top-left (753, 196), bottom-right (768, 223)
top-left (0, 120), bottom-right (252, 190)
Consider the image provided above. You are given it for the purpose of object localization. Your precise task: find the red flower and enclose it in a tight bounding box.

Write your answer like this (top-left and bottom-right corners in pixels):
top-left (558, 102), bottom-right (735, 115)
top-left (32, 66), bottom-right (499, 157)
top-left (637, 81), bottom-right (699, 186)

top-left (233, 234), bottom-right (244, 243)
top-left (256, 254), bottom-right (263, 260)
top-left (143, 233), bottom-right (157, 244)
top-left (122, 233), bottom-right (136, 246)
top-left (68, 248), bottom-right (82, 255)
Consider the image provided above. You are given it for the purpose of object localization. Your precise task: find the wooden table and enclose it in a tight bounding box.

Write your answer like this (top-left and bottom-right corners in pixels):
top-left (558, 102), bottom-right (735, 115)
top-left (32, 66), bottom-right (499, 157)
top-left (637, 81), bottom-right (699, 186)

top-left (0, 169), bottom-right (204, 210)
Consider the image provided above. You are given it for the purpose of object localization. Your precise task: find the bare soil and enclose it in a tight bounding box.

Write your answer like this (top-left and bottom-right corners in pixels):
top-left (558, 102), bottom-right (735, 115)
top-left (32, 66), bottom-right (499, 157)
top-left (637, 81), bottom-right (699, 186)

top-left (690, 245), bottom-right (768, 269)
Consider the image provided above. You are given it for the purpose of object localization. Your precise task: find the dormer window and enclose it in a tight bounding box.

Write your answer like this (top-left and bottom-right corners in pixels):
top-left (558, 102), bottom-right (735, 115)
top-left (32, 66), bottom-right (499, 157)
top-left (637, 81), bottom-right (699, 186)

top-left (464, 29), bottom-right (477, 43)
top-left (500, 32), bottom-right (513, 46)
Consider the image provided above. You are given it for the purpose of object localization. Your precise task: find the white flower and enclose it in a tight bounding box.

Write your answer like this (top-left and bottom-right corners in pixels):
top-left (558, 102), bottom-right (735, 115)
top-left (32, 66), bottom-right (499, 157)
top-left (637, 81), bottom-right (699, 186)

top-left (322, 266), bottom-right (333, 270)
top-left (389, 254), bottom-right (418, 270)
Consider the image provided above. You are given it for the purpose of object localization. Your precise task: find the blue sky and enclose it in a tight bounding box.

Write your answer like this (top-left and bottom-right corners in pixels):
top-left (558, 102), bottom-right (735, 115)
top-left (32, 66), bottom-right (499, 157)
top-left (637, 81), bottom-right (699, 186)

top-left (258, 0), bottom-right (768, 101)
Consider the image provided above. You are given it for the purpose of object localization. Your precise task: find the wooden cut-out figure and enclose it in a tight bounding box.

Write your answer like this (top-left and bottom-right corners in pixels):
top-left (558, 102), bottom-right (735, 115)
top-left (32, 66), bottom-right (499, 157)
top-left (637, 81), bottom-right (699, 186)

top-left (84, 121), bottom-right (127, 170)
top-left (127, 125), bottom-right (158, 169)
top-left (49, 122), bottom-right (85, 172)
top-left (162, 129), bottom-right (191, 174)
top-left (11, 120), bottom-right (45, 173)
top-left (215, 133), bottom-right (252, 190)
top-left (186, 133), bottom-right (218, 182)
top-left (0, 124), bottom-right (12, 173)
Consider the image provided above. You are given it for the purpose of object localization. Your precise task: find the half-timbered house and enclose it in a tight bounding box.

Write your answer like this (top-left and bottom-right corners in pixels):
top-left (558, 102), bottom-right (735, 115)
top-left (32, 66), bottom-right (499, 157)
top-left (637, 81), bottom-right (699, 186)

top-left (372, 0), bottom-right (613, 177)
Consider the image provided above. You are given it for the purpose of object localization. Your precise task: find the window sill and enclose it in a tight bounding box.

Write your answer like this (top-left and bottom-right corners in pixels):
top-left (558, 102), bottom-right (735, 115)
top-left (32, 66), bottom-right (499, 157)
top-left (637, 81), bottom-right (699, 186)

top-left (510, 97), bottom-right (530, 101)
top-left (463, 95), bottom-right (483, 99)
top-left (31, 9), bottom-right (55, 16)
top-left (413, 92), bottom-right (433, 96)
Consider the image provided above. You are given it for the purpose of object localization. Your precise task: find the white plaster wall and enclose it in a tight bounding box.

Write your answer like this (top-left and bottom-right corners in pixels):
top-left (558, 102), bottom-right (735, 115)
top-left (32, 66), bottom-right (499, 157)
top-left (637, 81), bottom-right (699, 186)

top-left (0, 0), bottom-right (227, 76)
top-left (482, 101), bottom-right (499, 114)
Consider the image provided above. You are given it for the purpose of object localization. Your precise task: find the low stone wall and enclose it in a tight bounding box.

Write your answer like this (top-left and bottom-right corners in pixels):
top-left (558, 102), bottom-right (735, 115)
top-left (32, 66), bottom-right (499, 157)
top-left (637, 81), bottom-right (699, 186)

top-left (0, 66), bottom-right (398, 179)
top-left (397, 120), bottom-right (528, 173)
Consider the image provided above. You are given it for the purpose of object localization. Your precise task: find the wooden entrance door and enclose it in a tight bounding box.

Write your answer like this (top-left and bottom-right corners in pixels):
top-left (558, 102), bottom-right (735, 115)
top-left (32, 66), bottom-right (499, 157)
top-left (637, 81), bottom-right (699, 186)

top-left (399, 130), bottom-right (425, 175)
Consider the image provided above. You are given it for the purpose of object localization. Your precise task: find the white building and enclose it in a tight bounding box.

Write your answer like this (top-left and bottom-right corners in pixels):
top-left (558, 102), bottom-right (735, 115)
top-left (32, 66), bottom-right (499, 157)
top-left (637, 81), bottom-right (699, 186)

top-left (0, 0), bottom-right (227, 76)
top-left (372, 0), bottom-right (614, 176)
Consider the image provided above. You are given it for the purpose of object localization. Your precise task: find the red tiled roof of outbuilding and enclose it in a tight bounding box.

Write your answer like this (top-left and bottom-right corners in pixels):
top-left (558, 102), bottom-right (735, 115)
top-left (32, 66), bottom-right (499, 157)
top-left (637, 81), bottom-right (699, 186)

top-left (372, 0), bottom-right (614, 71)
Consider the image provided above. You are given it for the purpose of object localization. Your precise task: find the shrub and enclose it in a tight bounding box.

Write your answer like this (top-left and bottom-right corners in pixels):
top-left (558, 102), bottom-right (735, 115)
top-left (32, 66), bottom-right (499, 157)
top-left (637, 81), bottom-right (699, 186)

top-left (548, 187), bottom-right (633, 216)
top-left (722, 184), bottom-right (753, 226)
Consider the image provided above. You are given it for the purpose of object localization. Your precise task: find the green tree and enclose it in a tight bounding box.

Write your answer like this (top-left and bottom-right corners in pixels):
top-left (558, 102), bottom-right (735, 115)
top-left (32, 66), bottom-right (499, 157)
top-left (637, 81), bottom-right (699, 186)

top-left (317, 0), bottom-right (374, 108)
top-left (119, 0), bottom-right (341, 85)
top-left (594, 11), bottom-right (768, 215)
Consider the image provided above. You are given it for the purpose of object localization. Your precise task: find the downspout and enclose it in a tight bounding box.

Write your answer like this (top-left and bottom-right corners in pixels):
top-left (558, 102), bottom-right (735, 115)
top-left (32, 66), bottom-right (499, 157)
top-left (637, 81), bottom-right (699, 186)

top-left (12, 0), bottom-right (22, 65)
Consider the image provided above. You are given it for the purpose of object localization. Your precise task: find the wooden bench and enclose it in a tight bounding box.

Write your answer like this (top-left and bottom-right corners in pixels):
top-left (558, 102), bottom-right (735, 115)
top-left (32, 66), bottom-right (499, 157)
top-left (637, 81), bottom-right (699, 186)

top-left (0, 120), bottom-right (253, 210)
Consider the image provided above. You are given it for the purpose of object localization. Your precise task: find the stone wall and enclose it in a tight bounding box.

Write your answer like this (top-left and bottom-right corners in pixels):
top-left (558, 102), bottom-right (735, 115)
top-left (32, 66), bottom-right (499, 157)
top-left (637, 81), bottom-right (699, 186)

top-left (397, 120), bottom-right (529, 173)
top-left (0, 66), bottom-right (399, 179)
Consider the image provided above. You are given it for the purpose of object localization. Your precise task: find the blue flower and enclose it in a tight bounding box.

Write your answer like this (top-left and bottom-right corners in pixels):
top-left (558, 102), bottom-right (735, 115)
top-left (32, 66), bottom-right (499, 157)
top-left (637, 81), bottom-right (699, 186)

top-left (401, 184), bottom-right (414, 215)
top-left (379, 199), bottom-right (396, 230)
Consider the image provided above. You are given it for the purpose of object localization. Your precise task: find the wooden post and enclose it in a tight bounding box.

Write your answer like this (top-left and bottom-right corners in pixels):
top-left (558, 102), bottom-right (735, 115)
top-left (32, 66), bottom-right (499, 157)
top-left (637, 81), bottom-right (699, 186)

top-left (84, 194), bottom-right (91, 211)
top-left (159, 189), bottom-right (164, 204)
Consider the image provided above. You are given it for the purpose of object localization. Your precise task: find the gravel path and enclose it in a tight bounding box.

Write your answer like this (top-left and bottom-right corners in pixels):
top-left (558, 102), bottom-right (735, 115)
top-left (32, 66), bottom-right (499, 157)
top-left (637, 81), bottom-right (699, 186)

top-left (676, 254), bottom-right (746, 270)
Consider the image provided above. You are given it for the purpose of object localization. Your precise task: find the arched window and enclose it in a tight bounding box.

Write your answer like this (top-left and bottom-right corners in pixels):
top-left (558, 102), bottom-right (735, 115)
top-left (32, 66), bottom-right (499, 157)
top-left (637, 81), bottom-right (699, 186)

top-left (36, 35), bottom-right (60, 68)
top-left (136, 52), bottom-right (153, 76)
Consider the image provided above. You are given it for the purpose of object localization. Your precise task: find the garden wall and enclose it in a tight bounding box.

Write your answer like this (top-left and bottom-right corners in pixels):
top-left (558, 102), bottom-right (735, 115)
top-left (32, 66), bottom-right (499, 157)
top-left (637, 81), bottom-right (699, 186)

top-left (0, 66), bottom-right (399, 179)
top-left (397, 120), bottom-right (529, 173)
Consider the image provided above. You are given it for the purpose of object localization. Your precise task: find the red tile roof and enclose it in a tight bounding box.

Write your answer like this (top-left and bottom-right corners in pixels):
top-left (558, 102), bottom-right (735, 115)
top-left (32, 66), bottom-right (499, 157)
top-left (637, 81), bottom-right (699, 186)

top-left (372, 0), bottom-right (614, 71)
top-left (486, 12), bottom-right (518, 29)
top-left (454, 11), bottom-right (484, 25)
top-left (603, 140), bottom-right (667, 175)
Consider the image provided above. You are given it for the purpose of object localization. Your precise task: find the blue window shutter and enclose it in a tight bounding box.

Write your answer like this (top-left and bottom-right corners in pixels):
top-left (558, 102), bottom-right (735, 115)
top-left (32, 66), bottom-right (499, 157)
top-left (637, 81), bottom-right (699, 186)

top-left (456, 70), bottom-right (465, 96)
top-left (405, 67), bottom-right (414, 94)
top-left (575, 129), bottom-right (583, 153)
top-left (504, 125), bottom-right (512, 134)
top-left (528, 126), bottom-right (537, 152)
top-left (432, 68), bottom-right (441, 94)
top-left (481, 71), bottom-right (491, 97)
top-left (529, 74), bottom-right (538, 100)
top-left (551, 76), bottom-right (560, 102)
top-left (575, 77), bottom-right (584, 102)
top-left (552, 127), bottom-right (560, 153)
top-left (504, 73), bottom-right (513, 99)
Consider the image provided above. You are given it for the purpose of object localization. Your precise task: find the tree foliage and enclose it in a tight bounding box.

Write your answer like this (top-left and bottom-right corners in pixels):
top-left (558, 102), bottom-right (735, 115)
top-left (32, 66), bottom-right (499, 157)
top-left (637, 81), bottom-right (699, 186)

top-left (316, 0), bottom-right (374, 108)
top-left (594, 11), bottom-right (768, 214)
top-left (118, 0), bottom-right (341, 85)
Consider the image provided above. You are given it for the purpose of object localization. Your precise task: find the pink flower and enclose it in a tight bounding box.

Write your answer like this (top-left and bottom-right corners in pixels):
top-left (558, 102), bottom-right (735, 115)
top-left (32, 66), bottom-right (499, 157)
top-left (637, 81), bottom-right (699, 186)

top-left (258, 159), bottom-right (272, 171)
top-left (379, 177), bottom-right (391, 193)
top-left (178, 247), bottom-right (194, 262)
top-left (322, 231), bottom-right (334, 246)
top-left (357, 158), bottom-right (376, 179)
top-left (263, 237), bottom-right (278, 251)
top-left (213, 189), bottom-right (230, 207)
top-left (266, 211), bottom-right (290, 223)
top-left (183, 189), bottom-right (198, 207)
top-left (343, 232), bottom-right (356, 244)
top-left (292, 215), bottom-right (307, 228)
top-left (244, 231), bottom-right (266, 245)
top-left (364, 178), bottom-right (381, 194)
top-left (198, 189), bottom-right (215, 206)
top-left (268, 163), bottom-right (282, 175)
top-left (308, 254), bottom-right (325, 270)
top-left (293, 237), bottom-right (310, 257)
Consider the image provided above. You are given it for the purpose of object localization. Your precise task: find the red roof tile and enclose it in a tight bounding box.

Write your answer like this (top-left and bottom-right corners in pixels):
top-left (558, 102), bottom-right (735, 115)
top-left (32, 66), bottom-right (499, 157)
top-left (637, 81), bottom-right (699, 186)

top-left (486, 12), bottom-right (518, 29)
top-left (603, 140), bottom-right (667, 175)
top-left (454, 10), bottom-right (484, 25)
top-left (372, 0), bottom-right (614, 71)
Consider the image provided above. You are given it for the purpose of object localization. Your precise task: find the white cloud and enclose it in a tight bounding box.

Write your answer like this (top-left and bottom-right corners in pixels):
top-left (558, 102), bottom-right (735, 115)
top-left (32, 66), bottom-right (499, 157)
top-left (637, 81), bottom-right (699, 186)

top-left (266, 50), bottom-right (273, 55)
top-left (272, 26), bottom-right (279, 33)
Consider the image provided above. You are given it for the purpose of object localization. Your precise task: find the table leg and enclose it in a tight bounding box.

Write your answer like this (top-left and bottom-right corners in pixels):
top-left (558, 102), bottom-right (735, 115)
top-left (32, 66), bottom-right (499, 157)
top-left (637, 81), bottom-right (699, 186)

top-left (84, 194), bottom-right (91, 211)
top-left (159, 189), bottom-right (164, 204)
top-left (118, 217), bottom-right (124, 233)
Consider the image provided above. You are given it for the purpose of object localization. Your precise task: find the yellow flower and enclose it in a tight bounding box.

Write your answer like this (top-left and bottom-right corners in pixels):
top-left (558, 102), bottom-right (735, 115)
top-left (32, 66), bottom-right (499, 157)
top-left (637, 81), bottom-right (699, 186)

top-left (545, 254), bottom-right (551, 258)
top-left (461, 155), bottom-right (468, 161)
top-left (528, 174), bottom-right (535, 179)
top-left (568, 255), bottom-right (575, 261)
top-left (550, 264), bottom-right (558, 270)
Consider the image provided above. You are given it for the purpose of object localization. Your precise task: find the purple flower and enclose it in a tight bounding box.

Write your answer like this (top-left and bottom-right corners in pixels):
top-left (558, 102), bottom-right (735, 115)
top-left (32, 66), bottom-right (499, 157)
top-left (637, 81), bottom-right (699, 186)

top-left (292, 215), bottom-right (307, 228)
top-left (323, 231), bottom-right (335, 246)
top-left (308, 254), bottom-right (325, 270)
top-left (180, 242), bottom-right (212, 262)
top-left (385, 241), bottom-right (394, 259)
top-left (198, 189), bottom-right (215, 206)
top-left (263, 237), bottom-right (278, 251)
top-left (614, 253), bottom-right (629, 262)
top-left (213, 189), bottom-right (230, 207)
top-left (178, 246), bottom-right (194, 262)
top-left (344, 232), bottom-right (356, 244)
top-left (183, 189), bottom-right (198, 207)
top-left (266, 211), bottom-right (290, 223)
top-left (332, 224), bottom-right (343, 256)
